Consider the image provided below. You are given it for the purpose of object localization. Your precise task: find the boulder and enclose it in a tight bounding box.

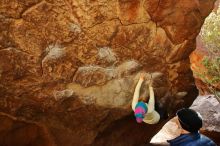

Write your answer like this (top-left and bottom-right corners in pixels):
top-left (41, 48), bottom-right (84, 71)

top-left (191, 95), bottom-right (220, 145)
top-left (190, 35), bottom-right (220, 95)
top-left (0, 0), bottom-right (216, 145)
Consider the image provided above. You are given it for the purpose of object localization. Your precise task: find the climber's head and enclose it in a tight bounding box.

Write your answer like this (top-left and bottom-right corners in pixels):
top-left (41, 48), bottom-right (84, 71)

top-left (134, 101), bottom-right (148, 123)
top-left (176, 108), bottom-right (203, 133)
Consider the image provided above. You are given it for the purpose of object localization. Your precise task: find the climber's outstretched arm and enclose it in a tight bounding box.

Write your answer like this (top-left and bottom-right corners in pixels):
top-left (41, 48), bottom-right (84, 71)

top-left (132, 77), bottom-right (144, 111)
top-left (147, 85), bottom-right (155, 113)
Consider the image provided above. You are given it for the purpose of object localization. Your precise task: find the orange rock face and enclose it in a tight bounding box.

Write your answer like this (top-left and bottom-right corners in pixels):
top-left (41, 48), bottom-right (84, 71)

top-left (190, 35), bottom-right (220, 94)
top-left (0, 0), bottom-right (216, 145)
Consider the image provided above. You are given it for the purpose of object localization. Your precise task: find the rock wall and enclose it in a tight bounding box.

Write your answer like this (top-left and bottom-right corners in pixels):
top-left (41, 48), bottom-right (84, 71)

top-left (0, 0), bottom-right (216, 145)
top-left (190, 1), bottom-right (220, 95)
top-left (190, 36), bottom-right (220, 95)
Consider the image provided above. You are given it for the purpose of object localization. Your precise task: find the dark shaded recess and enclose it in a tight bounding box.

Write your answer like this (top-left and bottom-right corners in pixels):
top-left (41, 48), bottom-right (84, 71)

top-left (0, 114), bottom-right (53, 146)
top-left (92, 114), bottom-right (169, 146)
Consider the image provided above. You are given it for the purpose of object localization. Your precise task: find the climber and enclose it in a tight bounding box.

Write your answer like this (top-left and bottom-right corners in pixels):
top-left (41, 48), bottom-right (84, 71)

top-left (132, 73), bottom-right (160, 124)
top-left (167, 108), bottom-right (217, 146)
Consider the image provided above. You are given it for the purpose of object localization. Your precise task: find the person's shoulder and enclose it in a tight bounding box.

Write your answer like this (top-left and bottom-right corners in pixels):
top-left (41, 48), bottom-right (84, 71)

top-left (200, 134), bottom-right (217, 146)
top-left (167, 134), bottom-right (190, 146)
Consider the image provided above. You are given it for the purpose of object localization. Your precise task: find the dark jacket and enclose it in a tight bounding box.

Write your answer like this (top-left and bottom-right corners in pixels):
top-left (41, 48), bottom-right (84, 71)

top-left (167, 132), bottom-right (217, 146)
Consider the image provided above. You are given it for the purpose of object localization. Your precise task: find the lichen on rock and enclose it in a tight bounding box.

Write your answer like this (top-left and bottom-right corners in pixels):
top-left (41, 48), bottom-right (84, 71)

top-left (0, 0), bottom-right (216, 145)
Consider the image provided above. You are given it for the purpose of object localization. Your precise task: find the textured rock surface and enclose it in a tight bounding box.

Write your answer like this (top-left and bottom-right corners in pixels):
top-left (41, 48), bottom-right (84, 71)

top-left (0, 112), bottom-right (55, 146)
top-left (190, 35), bottom-right (220, 94)
top-left (191, 95), bottom-right (220, 133)
top-left (0, 0), bottom-right (216, 145)
top-left (190, 1), bottom-right (220, 94)
top-left (191, 95), bottom-right (220, 145)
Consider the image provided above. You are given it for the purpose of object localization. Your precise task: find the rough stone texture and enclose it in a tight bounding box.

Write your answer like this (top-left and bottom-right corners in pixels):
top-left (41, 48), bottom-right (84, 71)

top-left (191, 95), bottom-right (220, 145)
top-left (0, 112), bottom-right (55, 146)
top-left (190, 35), bottom-right (220, 94)
top-left (191, 95), bottom-right (220, 132)
top-left (0, 0), bottom-right (216, 145)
